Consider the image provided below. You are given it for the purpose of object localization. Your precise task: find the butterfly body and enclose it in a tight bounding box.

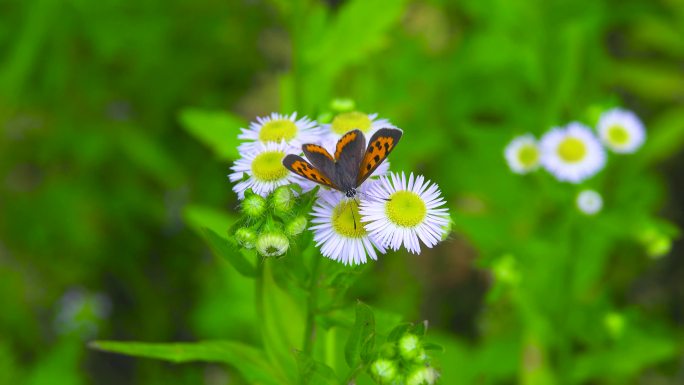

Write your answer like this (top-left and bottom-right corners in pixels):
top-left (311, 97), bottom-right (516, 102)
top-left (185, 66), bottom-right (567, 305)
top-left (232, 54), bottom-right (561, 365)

top-left (283, 128), bottom-right (402, 198)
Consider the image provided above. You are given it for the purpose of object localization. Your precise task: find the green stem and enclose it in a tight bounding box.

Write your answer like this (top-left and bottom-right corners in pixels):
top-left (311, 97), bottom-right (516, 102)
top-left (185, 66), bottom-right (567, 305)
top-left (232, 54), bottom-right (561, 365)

top-left (255, 258), bottom-right (266, 329)
top-left (302, 253), bottom-right (321, 355)
top-left (557, 213), bottom-right (578, 384)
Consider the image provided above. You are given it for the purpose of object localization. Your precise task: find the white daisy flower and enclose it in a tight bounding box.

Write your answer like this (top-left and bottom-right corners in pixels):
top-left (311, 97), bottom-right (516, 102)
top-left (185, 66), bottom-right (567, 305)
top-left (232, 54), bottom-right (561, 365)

top-left (360, 172), bottom-right (450, 254)
top-left (504, 134), bottom-right (540, 174)
top-left (576, 189), bottom-right (603, 215)
top-left (540, 122), bottom-right (606, 183)
top-left (229, 141), bottom-right (314, 199)
top-left (323, 111), bottom-right (396, 142)
top-left (310, 190), bottom-right (386, 265)
top-left (597, 108), bottom-right (646, 153)
top-left (238, 112), bottom-right (323, 152)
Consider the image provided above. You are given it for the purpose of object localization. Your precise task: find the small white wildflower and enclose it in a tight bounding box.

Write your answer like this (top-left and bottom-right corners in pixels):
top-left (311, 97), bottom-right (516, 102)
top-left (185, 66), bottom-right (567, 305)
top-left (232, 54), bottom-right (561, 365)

top-left (504, 134), bottom-right (540, 174)
top-left (540, 122), bottom-right (606, 183)
top-left (238, 112), bottom-right (323, 152)
top-left (360, 172), bottom-right (450, 254)
top-left (576, 189), bottom-right (603, 215)
top-left (597, 108), bottom-right (646, 154)
top-left (229, 142), bottom-right (314, 199)
top-left (310, 191), bottom-right (385, 265)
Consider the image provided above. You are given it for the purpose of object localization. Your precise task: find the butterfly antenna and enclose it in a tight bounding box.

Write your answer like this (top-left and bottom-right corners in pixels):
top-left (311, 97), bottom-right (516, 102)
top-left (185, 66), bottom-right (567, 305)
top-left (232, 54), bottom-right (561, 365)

top-left (358, 190), bottom-right (389, 202)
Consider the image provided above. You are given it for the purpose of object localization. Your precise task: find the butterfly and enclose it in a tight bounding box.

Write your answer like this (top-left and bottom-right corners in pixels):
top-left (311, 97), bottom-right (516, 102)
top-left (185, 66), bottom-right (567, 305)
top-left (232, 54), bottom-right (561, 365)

top-left (282, 128), bottom-right (403, 199)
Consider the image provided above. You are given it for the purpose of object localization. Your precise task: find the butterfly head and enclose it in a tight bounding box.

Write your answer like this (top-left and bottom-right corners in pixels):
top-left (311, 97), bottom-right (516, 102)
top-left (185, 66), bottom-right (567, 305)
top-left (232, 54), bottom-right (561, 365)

top-left (345, 188), bottom-right (357, 198)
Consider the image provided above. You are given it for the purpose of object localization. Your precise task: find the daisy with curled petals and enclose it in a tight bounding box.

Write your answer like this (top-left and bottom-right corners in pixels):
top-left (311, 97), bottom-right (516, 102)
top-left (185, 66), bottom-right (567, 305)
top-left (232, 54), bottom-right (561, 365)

top-left (238, 112), bottom-right (323, 152)
top-left (540, 122), bottom-right (606, 184)
top-left (504, 134), bottom-right (540, 174)
top-left (324, 111), bottom-right (396, 144)
top-left (229, 141), bottom-right (314, 199)
top-left (597, 108), bottom-right (646, 154)
top-left (360, 172), bottom-right (450, 254)
top-left (310, 190), bottom-right (385, 265)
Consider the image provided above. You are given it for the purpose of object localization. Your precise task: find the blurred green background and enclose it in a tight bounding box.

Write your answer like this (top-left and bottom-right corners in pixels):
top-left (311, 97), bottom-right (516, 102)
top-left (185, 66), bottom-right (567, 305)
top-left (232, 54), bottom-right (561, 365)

top-left (2, 0), bottom-right (684, 384)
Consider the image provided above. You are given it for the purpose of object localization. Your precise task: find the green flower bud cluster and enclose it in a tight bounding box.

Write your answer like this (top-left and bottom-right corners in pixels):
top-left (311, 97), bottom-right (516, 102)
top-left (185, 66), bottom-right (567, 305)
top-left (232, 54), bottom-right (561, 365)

top-left (231, 186), bottom-right (312, 258)
top-left (369, 322), bottom-right (441, 385)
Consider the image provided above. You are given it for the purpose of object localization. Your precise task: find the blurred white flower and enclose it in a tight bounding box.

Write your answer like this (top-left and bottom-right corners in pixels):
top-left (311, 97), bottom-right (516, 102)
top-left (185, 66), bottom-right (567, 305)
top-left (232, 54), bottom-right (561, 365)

top-left (576, 189), bottom-right (603, 215)
top-left (597, 108), bottom-right (646, 154)
top-left (360, 172), bottom-right (450, 254)
top-left (54, 288), bottom-right (111, 338)
top-left (540, 122), bottom-right (606, 183)
top-left (504, 134), bottom-right (540, 174)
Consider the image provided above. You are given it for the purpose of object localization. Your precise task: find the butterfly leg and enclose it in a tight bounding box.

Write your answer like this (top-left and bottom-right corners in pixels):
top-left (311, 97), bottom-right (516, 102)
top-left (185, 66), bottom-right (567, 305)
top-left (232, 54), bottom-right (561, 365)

top-left (350, 201), bottom-right (357, 231)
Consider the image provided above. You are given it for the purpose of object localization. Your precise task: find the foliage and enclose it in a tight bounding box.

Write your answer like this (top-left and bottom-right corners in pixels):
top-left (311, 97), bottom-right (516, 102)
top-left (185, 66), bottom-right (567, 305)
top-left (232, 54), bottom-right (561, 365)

top-left (2, 0), bottom-right (684, 384)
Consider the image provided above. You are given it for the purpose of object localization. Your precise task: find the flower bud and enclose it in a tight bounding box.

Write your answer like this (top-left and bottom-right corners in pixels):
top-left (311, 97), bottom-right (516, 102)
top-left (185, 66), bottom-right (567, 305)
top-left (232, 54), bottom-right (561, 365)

top-left (285, 216), bottom-right (307, 237)
top-left (369, 358), bottom-right (398, 384)
top-left (271, 185), bottom-right (294, 214)
top-left (399, 333), bottom-right (422, 361)
top-left (330, 98), bottom-right (356, 112)
top-left (638, 227), bottom-right (673, 259)
top-left (256, 231), bottom-right (289, 257)
top-left (235, 227), bottom-right (257, 249)
top-left (647, 235), bottom-right (672, 259)
top-left (493, 254), bottom-right (520, 285)
top-left (603, 312), bottom-right (625, 339)
top-left (241, 193), bottom-right (267, 218)
top-left (406, 365), bottom-right (439, 385)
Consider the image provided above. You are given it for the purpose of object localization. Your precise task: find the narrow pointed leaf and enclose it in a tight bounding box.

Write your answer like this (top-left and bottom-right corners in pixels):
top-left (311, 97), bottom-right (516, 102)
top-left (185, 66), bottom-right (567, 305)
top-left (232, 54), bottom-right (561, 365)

top-left (89, 340), bottom-right (283, 385)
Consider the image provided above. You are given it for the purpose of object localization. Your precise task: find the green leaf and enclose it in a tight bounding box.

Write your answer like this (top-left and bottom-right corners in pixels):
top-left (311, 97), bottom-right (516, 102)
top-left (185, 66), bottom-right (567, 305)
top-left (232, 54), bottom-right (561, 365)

top-left (410, 320), bottom-right (428, 337)
top-left (179, 108), bottom-right (245, 160)
top-left (344, 301), bottom-right (375, 368)
top-left (303, 0), bottom-right (407, 73)
top-left (200, 227), bottom-right (256, 277)
top-left (386, 323), bottom-right (411, 343)
top-left (422, 342), bottom-right (445, 352)
top-left (89, 340), bottom-right (283, 385)
top-left (570, 327), bottom-right (678, 383)
top-left (116, 126), bottom-right (182, 187)
top-left (294, 350), bottom-right (338, 385)
top-left (183, 204), bottom-right (235, 236)
top-left (260, 262), bottom-right (306, 384)
top-left (299, 0), bottom-right (408, 110)
top-left (642, 108), bottom-right (684, 165)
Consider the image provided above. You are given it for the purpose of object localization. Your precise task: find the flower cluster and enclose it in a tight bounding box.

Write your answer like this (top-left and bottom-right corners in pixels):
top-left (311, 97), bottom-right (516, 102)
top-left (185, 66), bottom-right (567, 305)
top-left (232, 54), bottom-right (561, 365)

top-left (504, 107), bottom-right (647, 215)
top-left (369, 323), bottom-right (440, 385)
top-left (229, 111), bottom-right (451, 264)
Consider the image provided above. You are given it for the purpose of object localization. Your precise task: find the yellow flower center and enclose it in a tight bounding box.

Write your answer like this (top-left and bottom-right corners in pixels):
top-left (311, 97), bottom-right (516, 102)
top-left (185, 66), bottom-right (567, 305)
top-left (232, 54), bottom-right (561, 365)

top-left (332, 200), bottom-right (366, 238)
top-left (517, 144), bottom-right (539, 167)
top-left (385, 191), bottom-right (427, 228)
top-left (258, 119), bottom-right (298, 142)
top-left (557, 137), bottom-right (586, 163)
top-left (331, 111), bottom-right (372, 134)
top-left (251, 151), bottom-right (288, 182)
top-left (606, 125), bottom-right (630, 146)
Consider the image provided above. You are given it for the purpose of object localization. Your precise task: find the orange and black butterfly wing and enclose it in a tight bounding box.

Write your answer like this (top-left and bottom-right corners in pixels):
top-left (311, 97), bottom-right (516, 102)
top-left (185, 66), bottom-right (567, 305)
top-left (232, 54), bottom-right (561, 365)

top-left (333, 129), bottom-right (367, 191)
top-left (282, 154), bottom-right (339, 190)
top-left (302, 144), bottom-right (336, 182)
top-left (356, 128), bottom-right (403, 186)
